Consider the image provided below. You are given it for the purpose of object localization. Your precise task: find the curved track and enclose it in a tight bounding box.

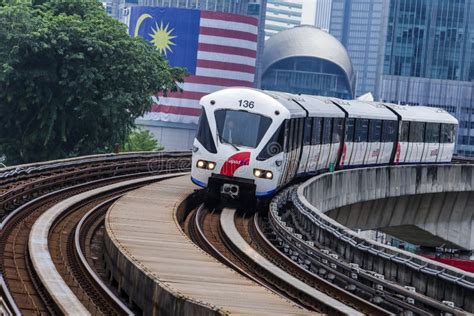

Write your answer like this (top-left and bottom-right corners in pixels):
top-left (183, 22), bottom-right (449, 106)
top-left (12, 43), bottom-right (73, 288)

top-left (184, 205), bottom-right (389, 315)
top-left (0, 152), bottom-right (191, 314)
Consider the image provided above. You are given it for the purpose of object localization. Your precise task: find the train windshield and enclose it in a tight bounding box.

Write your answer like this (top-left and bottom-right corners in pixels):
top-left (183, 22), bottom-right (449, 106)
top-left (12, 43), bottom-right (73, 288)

top-left (215, 109), bottom-right (272, 148)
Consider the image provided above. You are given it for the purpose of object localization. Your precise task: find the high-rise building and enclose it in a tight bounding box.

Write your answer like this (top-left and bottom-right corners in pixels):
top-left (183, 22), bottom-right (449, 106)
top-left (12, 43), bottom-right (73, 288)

top-left (329, 0), bottom-right (389, 98)
top-left (313, 0), bottom-right (332, 31)
top-left (321, 0), bottom-right (474, 155)
top-left (381, 0), bottom-right (474, 155)
top-left (264, 0), bottom-right (303, 39)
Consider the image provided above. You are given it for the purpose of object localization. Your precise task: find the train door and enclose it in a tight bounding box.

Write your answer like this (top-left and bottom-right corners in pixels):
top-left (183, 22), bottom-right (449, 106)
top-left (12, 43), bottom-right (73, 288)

top-left (297, 118), bottom-right (313, 174)
top-left (438, 124), bottom-right (455, 162)
top-left (351, 118), bottom-right (369, 166)
top-left (279, 120), bottom-right (291, 185)
top-left (284, 118), bottom-right (303, 183)
top-left (379, 120), bottom-right (397, 164)
top-left (318, 118), bottom-right (332, 170)
top-left (307, 117), bottom-right (323, 173)
top-left (329, 118), bottom-right (343, 167)
top-left (396, 121), bottom-right (410, 163)
top-left (284, 119), bottom-right (296, 184)
top-left (365, 120), bottom-right (382, 165)
top-left (407, 122), bottom-right (425, 163)
top-left (422, 123), bottom-right (440, 162)
top-left (339, 118), bottom-right (354, 168)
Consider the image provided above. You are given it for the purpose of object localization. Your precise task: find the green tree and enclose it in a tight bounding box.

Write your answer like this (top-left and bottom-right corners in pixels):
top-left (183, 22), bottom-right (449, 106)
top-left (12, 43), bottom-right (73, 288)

top-left (0, 1), bottom-right (186, 164)
top-left (122, 128), bottom-right (163, 152)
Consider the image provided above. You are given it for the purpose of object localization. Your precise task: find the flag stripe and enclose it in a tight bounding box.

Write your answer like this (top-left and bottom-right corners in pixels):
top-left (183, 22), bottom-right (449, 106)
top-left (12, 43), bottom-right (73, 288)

top-left (197, 51), bottom-right (255, 66)
top-left (198, 43), bottom-right (256, 58)
top-left (199, 26), bottom-right (257, 42)
top-left (181, 83), bottom-right (224, 94)
top-left (143, 112), bottom-right (199, 124)
top-left (200, 18), bottom-right (257, 34)
top-left (198, 35), bottom-right (257, 51)
top-left (200, 10), bottom-right (258, 26)
top-left (197, 60), bottom-right (255, 74)
top-left (195, 67), bottom-right (255, 82)
top-left (152, 96), bottom-right (200, 108)
top-left (145, 10), bottom-right (258, 124)
top-left (157, 90), bottom-right (207, 100)
top-left (151, 103), bottom-right (201, 116)
top-left (185, 75), bottom-right (255, 87)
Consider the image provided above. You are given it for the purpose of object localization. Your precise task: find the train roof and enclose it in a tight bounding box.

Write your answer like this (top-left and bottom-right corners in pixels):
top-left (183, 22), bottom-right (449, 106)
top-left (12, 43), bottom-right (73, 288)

top-left (383, 104), bottom-right (458, 124)
top-left (293, 95), bottom-right (345, 117)
top-left (331, 99), bottom-right (398, 121)
top-left (263, 91), bottom-right (306, 118)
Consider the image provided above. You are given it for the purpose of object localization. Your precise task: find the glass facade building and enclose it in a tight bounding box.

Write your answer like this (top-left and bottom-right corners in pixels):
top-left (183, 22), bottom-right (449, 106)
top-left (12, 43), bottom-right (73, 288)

top-left (380, 0), bottom-right (474, 156)
top-left (329, 0), bottom-right (388, 98)
top-left (264, 0), bottom-right (303, 39)
top-left (261, 26), bottom-right (354, 98)
top-left (383, 0), bottom-right (473, 81)
top-left (322, 0), bottom-right (474, 155)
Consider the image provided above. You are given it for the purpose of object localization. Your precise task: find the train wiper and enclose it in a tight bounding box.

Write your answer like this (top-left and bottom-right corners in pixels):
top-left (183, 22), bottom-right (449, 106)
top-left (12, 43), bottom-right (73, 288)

top-left (221, 136), bottom-right (240, 151)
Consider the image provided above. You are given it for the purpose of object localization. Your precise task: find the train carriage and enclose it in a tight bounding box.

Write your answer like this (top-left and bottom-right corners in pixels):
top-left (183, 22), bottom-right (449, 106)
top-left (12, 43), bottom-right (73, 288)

top-left (331, 99), bottom-right (398, 168)
top-left (385, 105), bottom-right (457, 164)
top-left (294, 95), bottom-right (345, 175)
top-left (191, 87), bottom-right (458, 203)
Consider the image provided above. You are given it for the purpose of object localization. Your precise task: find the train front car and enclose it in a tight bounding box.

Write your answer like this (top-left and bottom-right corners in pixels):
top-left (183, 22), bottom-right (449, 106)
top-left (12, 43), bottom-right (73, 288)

top-left (191, 88), bottom-right (289, 204)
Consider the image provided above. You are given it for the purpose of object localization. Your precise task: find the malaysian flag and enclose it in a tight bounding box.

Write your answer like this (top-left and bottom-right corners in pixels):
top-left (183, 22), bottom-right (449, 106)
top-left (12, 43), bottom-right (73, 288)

top-left (125, 7), bottom-right (258, 124)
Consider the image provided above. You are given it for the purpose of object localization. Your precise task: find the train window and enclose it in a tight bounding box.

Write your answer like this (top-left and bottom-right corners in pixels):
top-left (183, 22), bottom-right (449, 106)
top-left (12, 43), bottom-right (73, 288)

top-left (332, 118), bottom-right (343, 143)
top-left (382, 120), bottom-right (397, 142)
top-left (345, 118), bottom-right (355, 142)
top-left (283, 120), bottom-right (290, 152)
top-left (215, 109), bottom-right (272, 148)
top-left (354, 119), bottom-right (369, 142)
top-left (409, 121), bottom-right (425, 142)
top-left (195, 110), bottom-right (217, 153)
top-left (288, 119), bottom-right (295, 151)
top-left (400, 121), bottom-right (409, 142)
top-left (257, 121), bottom-right (286, 160)
top-left (303, 118), bottom-right (312, 146)
top-left (297, 118), bottom-right (304, 149)
top-left (441, 124), bottom-right (456, 143)
top-left (322, 118), bottom-right (332, 144)
top-left (369, 120), bottom-right (382, 142)
top-left (312, 117), bottom-right (322, 145)
top-left (425, 123), bottom-right (440, 143)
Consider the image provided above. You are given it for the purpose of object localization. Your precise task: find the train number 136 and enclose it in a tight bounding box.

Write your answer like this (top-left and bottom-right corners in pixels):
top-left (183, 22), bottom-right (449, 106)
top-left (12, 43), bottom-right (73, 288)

top-left (238, 100), bottom-right (255, 109)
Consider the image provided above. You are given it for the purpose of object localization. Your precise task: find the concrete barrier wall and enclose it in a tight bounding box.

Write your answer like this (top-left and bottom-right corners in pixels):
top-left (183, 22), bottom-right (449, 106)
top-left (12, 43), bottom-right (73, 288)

top-left (292, 164), bottom-right (474, 312)
top-left (302, 165), bottom-right (474, 250)
top-left (327, 190), bottom-right (474, 249)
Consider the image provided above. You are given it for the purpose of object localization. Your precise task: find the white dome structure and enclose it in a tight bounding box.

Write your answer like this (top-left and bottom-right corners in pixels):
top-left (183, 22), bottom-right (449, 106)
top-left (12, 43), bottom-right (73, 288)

top-left (261, 26), bottom-right (355, 99)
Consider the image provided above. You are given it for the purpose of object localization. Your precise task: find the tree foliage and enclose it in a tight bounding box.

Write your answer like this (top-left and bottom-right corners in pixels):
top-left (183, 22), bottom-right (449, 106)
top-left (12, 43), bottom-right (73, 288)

top-left (123, 128), bottom-right (163, 152)
top-left (0, 1), bottom-right (186, 164)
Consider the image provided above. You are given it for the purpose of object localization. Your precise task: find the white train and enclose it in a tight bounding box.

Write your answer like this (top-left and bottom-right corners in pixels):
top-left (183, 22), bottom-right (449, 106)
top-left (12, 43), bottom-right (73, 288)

top-left (191, 88), bottom-right (457, 202)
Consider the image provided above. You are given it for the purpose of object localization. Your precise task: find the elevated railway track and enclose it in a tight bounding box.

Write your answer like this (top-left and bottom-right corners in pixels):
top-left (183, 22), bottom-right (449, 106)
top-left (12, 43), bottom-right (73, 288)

top-left (1, 152), bottom-right (473, 314)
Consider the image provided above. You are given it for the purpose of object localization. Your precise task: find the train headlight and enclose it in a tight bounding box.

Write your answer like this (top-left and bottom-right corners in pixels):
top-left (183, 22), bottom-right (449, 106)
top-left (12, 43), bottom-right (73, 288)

top-left (197, 160), bottom-right (206, 168)
top-left (196, 160), bottom-right (216, 170)
top-left (254, 169), bottom-right (273, 180)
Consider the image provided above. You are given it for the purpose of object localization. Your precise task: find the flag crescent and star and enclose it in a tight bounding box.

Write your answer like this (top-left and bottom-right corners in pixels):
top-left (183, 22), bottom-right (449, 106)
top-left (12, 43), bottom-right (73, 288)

top-left (128, 7), bottom-right (258, 124)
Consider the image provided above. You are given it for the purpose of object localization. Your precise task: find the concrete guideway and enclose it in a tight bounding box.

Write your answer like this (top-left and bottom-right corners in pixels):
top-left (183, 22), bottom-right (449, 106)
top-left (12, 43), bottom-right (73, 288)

top-left (28, 174), bottom-right (186, 315)
top-left (219, 207), bottom-right (364, 315)
top-left (293, 164), bottom-right (474, 312)
top-left (104, 175), bottom-right (310, 315)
